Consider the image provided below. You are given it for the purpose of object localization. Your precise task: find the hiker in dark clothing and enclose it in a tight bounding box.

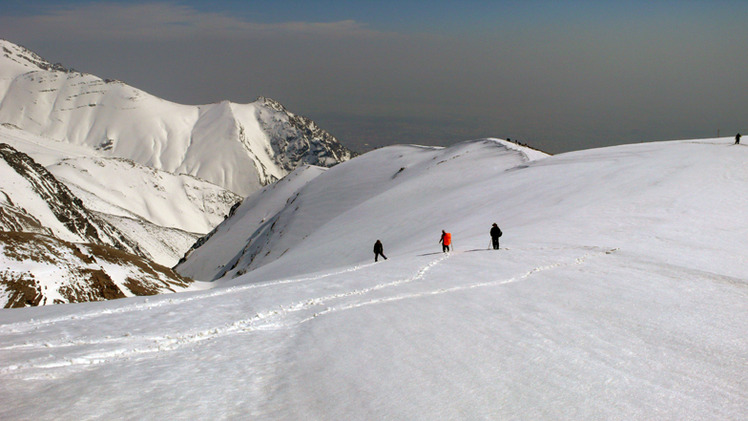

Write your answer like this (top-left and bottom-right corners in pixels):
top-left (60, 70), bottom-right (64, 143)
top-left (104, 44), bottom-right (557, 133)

top-left (490, 223), bottom-right (502, 250)
top-left (374, 240), bottom-right (387, 262)
top-left (736, 133), bottom-right (742, 145)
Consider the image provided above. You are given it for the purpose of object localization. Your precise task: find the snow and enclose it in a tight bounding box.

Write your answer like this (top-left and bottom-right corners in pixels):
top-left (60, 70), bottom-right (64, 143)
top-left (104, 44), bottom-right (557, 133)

top-left (0, 40), bottom-right (352, 197)
top-left (176, 164), bottom-right (327, 281)
top-left (1, 137), bottom-right (746, 419)
top-left (97, 213), bottom-right (200, 269)
top-left (0, 157), bottom-right (82, 243)
top-left (47, 156), bottom-right (238, 234)
top-left (0, 124), bottom-right (239, 266)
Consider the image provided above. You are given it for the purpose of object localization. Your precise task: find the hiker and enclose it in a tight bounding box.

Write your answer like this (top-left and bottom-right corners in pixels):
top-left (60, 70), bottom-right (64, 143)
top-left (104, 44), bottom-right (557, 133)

top-left (373, 240), bottom-right (387, 262)
top-left (490, 223), bottom-right (502, 250)
top-left (439, 230), bottom-right (452, 253)
top-left (736, 133), bottom-right (741, 145)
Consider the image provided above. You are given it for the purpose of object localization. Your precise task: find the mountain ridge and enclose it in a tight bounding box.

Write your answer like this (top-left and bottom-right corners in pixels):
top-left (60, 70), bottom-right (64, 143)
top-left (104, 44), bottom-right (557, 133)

top-left (0, 39), bottom-right (353, 196)
top-left (0, 144), bottom-right (194, 308)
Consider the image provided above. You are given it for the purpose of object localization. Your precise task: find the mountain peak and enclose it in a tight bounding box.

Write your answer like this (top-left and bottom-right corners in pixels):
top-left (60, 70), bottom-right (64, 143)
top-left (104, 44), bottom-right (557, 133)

top-left (255, 96), bottom-right (288, 113)
top-left (0, 39), bottom-right (69, 74)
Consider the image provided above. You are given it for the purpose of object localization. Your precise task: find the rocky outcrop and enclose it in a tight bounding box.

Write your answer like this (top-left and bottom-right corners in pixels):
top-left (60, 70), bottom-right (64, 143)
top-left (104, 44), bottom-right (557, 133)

top-left (0, 232), bottom-right (192, 308)
top-left (256, 97), bottom-right (354, 171)
top-left (0, 143), bottom-right (144, 255)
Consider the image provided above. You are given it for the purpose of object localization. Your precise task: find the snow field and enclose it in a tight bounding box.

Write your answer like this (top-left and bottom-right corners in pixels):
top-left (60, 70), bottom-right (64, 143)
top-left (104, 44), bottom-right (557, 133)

top-left (0, 138), bottom-right (746, 419)
top-left (2, 241), bottom-right (744, 419)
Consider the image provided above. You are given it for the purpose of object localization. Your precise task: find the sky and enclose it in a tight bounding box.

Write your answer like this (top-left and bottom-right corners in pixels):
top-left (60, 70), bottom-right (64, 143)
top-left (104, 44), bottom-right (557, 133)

top-left (1, 0), bottom-right (746, 154)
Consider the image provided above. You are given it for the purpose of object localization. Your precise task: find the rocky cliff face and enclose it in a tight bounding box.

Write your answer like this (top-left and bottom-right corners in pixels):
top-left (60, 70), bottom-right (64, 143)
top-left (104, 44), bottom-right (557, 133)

top-left (256, 97), bottom-right (354, 172)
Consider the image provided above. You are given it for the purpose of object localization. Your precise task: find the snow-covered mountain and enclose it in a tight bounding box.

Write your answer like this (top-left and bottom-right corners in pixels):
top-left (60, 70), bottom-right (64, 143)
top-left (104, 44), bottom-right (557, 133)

top-left (0, 124), bottom-right (241, 267)
top-left (0, 39), bottom-right (353, 196)
top-left (1, 137), bottom-right (744, 419)
top-left (0, 142), bottom-right (142, 254)
top-left (0, 143), bottom-right (195, 307)
top-left (0, 38), bottom-right (355, 304)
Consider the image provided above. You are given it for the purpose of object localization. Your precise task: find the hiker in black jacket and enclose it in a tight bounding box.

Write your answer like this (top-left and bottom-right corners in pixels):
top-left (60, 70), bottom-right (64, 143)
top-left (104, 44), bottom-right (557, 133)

top-left (736, 133), bottom-right (742, 145)
top-left (374, 240), bottom-right (387, 262)
top-left (490, 223), bottom-right (502, 250)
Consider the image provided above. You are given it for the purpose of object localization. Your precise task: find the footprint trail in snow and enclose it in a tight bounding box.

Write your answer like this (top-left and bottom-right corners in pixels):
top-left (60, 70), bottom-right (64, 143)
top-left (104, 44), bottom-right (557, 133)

top-left (0, 246), bottom-right (617, 378)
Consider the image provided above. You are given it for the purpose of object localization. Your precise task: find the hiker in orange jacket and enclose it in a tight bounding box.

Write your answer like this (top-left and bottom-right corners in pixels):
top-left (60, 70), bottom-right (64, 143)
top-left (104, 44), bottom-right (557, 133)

top-left (439, 230), bottom-right (452, 253)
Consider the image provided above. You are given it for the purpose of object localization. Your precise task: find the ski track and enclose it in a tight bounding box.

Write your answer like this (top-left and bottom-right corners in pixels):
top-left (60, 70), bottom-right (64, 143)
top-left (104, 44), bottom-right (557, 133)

top-left (0, 247), bottom-right (616, 378)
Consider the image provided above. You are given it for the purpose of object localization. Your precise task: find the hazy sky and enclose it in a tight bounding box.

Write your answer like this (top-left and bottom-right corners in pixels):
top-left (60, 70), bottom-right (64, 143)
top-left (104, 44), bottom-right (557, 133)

top-left (1, 0), bottom-right (746, 153)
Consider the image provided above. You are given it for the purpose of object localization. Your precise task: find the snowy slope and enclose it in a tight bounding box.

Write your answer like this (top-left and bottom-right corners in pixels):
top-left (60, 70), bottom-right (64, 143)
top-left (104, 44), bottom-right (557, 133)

top-left (177, 164), bottom-right (327, 281)
top-left (0, 143), bottom-right (201, 307)
top-left (184, 136), bottom-right (747, 287)
top-left (0, 124), bottom-right (240, 266)
top-left (0, 40), bottom-right (353, 196)
top-left (0, 143), bottom-right (142, 254)
top-left (177, 138), bottom-right (543, 281)
top-left (1, 138), bottom-right (746, 419)
top-left (48, 156), bottom-right (239, 234)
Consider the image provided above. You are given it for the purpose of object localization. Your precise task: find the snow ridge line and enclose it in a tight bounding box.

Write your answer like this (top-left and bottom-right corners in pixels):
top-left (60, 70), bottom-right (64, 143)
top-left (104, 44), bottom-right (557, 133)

top-left (0, 260), bottom-right (381, 334)
top-left (297, 247), bottom-right (618, 324)
top-left (0, 255), bottom-right (452, 374)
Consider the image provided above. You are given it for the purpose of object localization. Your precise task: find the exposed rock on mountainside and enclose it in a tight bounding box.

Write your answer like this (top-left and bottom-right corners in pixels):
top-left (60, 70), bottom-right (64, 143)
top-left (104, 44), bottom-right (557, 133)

top-left (0, 143), bottom-right (143, 255)
top-left (0, 191), bottom-right (52, 236)
top-left (256, 97), bottom-right (354, 172)
top-left (1, 42), bottom-right (68, 73)
top-left (0, 232), bottom-right (192, 308)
